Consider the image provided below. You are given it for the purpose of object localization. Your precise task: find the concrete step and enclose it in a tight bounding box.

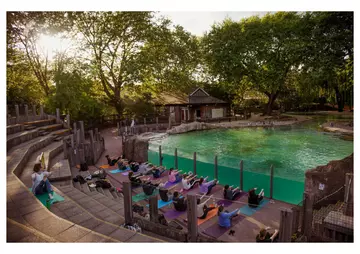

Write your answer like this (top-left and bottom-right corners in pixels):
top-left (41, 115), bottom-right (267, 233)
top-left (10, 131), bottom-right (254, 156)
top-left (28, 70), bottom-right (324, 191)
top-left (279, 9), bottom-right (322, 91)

top-left (24, 126), bottom-right (37, 131)
top-left (53, 129), bottom-right (71, 137)
top-left (23, 119), bottom-right (56, 128)
top-left (39, 124), bottom-right (63, 133)
top-left (48, 159), bottom-right (72, 182)
top-left (7, 129), bottom-right (39, 152)
top-left (7, 124), bottom-right (25, 135)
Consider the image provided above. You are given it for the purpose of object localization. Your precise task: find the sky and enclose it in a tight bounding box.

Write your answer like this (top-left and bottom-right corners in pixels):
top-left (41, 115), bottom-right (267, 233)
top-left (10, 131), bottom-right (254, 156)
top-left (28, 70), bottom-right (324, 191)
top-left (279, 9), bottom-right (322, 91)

top-left (159, 12), bottom-right (269, 36)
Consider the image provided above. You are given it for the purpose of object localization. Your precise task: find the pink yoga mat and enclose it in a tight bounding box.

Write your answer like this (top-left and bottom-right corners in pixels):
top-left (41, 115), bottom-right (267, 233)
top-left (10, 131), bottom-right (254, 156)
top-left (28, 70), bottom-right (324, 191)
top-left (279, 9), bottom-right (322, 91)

top-left (203, 214), bottom-right (245, 238)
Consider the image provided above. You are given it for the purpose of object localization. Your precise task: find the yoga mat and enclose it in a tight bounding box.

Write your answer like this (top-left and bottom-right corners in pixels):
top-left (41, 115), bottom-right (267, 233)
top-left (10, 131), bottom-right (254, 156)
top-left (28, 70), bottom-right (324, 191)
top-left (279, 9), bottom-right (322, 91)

top-left (197, 205), bottom-right (218, 225)
top-left (109, 166), bottom-right (130, 174)
top-left (239, 199), bottom-right (270, 216)
top-left (146, 199), bottom-right (174, 209)
top-left (29, 188), bottom-right (64, 207)
top-left (132, 190), bottom-right (159, 202)
top-left (203, 214), bottom-right (245, 238)
top-left (122, 172), bottom-right (130, 176)
top-left (164, 180), bottom-right (181, 188)
top-left (217, 192), bottom-right (247, 207)
top-left (99, 164), bottom-right (110, 169)
top-left (163, 209), bottom-right (186, 219)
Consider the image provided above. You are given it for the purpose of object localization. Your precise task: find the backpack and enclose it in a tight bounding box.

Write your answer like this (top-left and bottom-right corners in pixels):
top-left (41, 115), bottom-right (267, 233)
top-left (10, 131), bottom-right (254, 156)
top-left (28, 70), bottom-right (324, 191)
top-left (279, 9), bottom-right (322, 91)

top-left (95, 180), bottom-right (111, 189)
top-left (79, 163), bottom-right (88, 172)
top-left (132, 204), bottom-right (144, 213)
top-left (73, 175), bottom-right (86, 184)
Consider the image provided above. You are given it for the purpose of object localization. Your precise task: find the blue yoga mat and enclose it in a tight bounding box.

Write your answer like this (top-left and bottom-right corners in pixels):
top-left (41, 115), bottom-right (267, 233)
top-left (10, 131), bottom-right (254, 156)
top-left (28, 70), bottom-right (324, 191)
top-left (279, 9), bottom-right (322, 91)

top-left (240, 199), bottom-right (270, 216)
top-left (110, 166), bottom-right (130, 174)
top-left (146, 199), bottom-right (173, 209)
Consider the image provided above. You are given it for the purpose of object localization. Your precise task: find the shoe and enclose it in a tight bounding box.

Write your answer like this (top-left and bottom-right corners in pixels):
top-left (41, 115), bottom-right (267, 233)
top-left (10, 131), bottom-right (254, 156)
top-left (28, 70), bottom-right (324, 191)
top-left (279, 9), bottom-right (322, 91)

top-left (48, 193), bottom-right (54, 200)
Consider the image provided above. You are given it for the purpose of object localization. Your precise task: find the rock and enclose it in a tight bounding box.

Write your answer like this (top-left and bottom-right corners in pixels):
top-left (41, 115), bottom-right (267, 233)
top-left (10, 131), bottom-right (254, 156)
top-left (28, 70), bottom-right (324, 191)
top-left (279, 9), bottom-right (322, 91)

top-left (305, 153), bottom-right (353, 208)
top-left (166, 121), bottom-right (217, 135)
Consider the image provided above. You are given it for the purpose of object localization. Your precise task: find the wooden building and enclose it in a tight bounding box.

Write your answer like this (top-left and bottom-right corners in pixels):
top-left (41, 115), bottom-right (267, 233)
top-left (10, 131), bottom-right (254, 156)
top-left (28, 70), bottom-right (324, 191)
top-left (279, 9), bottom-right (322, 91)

top-left (154, 88), bottom-right (230, 123)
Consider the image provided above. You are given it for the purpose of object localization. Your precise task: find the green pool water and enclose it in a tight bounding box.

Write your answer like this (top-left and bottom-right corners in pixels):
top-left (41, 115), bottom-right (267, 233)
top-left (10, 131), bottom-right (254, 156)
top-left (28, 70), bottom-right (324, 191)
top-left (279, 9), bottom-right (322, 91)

top-left (147, 116), bottom-right (353, 204)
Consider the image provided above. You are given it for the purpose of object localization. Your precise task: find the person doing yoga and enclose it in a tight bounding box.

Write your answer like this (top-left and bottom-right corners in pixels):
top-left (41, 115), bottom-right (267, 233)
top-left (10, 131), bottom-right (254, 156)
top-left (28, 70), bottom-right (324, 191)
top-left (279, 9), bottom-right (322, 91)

top-left (152, 166), bottom-right (166, 178)
top-left (106, 155), bottom-right (121, 166)
top-left (199, 177), bottom-right (218, 195)
top-left (31, 163), bottom-right (54, 199)
top-left (223, 185), bottom-right (241, 200)
top-left (256, 228), bottom-right (279, 242)
top-left (128, 171), bottom-right (149, 187)
top-left (142, 180), bottom-right (161, 195)
top-left (248, 187), bottom-right (264, 208)
top-left (168, 168), bottom-right (182, 183)
top-left (158, 182), bottom-right (179, 202)
top-left (181, 172), bottom-right (199, 190)
top-left (197, 194), bottom-right (217, 219)
top-left (217, 205), bottom-right (241, 228)
top-left (172, 191), bottom-right (187, 211)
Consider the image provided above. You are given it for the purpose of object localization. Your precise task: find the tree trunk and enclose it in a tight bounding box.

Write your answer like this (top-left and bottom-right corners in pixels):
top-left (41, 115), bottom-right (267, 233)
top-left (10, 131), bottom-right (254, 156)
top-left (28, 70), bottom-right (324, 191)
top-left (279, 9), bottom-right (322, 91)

top-left (334, 86), bottom-right (343, 112)
top-left (264, 93), bottom-right (278, 116)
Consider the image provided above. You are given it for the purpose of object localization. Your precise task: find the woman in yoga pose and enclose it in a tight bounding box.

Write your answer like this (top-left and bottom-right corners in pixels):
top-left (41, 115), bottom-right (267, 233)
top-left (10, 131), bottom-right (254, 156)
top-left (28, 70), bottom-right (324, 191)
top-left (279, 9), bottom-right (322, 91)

top-left (199, 177), bottom-right (218, 195)
top-left (152, 166), bottom-right (166, 178)
top-left (168, 168), bottom-right (182, 183)
top-left (197, 194), bottom-right (217, 219)
top-left (181, 173), bottom-right (199, 190)
top-left (105, 155), bottom-right (121, 166)
top-left (256, 228), bottom-right (279, 242)
top-left (248, 188), bottom-right (264, 208)
top-left (31, 163), bottom-right (54, 199)
top-left (217, 205), bottom-right (241, 228)
top-left (172, 191), bottom-right (187, 211)
top-left (223, 185), bottom-right (242, 200)
top-left (159, 183), bottom-right (178, 202)
top-left (128, 171), bottom-right (149, 187)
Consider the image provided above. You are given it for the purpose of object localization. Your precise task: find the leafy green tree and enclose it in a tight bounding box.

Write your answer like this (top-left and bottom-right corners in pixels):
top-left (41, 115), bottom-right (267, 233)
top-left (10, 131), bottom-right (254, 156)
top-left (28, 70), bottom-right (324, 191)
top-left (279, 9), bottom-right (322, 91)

top-left (203, 12), bottom-right (315, 115)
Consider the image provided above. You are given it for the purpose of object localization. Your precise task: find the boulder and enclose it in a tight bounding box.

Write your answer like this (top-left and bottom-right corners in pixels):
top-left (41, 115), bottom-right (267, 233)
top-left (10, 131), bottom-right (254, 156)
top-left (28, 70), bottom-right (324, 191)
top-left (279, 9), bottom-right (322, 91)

top-left (166, 121), bottom-right (217, 135)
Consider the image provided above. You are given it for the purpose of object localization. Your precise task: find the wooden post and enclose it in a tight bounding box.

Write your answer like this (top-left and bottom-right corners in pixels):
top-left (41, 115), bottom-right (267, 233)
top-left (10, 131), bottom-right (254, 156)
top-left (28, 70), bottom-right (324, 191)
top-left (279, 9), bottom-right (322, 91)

top-left (187, 195), bottom-right (198, 242)
top-left (270, 165), bottom-right (274, 199)
top-left (32, 105), bottom-right (37, 116)
top-left (156, 117), bottom-right (159, 131)
top-left (122, 182), bottom-right (133, 224)
top-left (15, 104), bottom-right (19, 123)
top-left (174, 148), bottom-right (178, 169)
top-left (76, 130), bottom-right (81, 148)
top-left (302, 192), bottom-right (314, 240)
top-left (344, 173), bottom-right (353, 216)
top-left (73, 122), bottom-right (77, 142)
top-left (89, 130), bottom-right (95, 164)
top-left (66, 114), bottom-right (71, 129)
top-left (70, 134), bottom-right (75, 149)
top-left (214, 155), bottom-right (218, 180)
top-left (240, 160), bottom-right (244, 191)
top-left (95, 128), bottom-right (99, 141)
top-left (159, 145), bottom-right (162, 166)
top-left (40, 105), bottom-right (44, 118)
top-left (56, 108), bottom-right (60, 123)
top-left (279, 208), bottom-right (293, 242)
top-left (24, 104), bottom-right (29, 121)
top-left (63, 139), bottom-right (68, 159)
top-left (149, 195), bottom-right (158, 223)
top-left (193, 152), bottom-right (197, 175)
top-left (79, 121), bottom-right (85, 143)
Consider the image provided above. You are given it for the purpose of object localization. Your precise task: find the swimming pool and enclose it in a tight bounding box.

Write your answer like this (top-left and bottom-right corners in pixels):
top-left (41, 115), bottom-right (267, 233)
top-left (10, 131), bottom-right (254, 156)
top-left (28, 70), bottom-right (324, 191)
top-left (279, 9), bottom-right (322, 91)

top-left (147, 116), bottom-right (353, 204)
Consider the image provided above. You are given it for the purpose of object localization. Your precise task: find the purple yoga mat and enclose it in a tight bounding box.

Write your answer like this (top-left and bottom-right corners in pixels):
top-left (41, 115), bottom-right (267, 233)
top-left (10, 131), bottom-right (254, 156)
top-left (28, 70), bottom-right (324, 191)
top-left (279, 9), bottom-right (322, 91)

top-left (163, 209), bottom-right (186, 219)
top-left (122, 172), bottom-right (129, 176)
top-left (203, 214), bottom-right (245, 238)
top-left (217, 192), bottom-right (247, 207)
top-left (164, 180), bottom-right (180, 188)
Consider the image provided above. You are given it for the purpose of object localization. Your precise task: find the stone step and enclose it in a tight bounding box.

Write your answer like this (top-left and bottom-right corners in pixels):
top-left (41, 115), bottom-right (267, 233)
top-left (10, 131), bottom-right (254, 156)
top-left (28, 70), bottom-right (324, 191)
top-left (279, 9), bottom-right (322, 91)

top-left (24, 126), bottom-right (37, 131)
top-left (51, 186), bottom-right (161, 242)
top-left (53, 129), bottom-right (71, 137)
top-left (48, 159), bottom-right (72, 182)
top-left (7, 124), bottom-right (25, 135)
top-left (39, 124), bottom-right (63, 133)
top-left (23, 119), bottom-right (56, 128)
top-left (7, 129), bottom-right (39, 152)
top-left (39, 131), bottom-right (50, 136)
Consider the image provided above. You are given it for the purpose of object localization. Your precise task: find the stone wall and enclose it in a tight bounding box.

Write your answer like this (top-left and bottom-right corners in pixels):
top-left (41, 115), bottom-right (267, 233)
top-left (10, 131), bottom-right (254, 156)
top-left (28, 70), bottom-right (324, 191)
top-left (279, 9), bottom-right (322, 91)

top-left (305, 153), bottom-right (353, 208)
